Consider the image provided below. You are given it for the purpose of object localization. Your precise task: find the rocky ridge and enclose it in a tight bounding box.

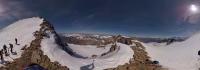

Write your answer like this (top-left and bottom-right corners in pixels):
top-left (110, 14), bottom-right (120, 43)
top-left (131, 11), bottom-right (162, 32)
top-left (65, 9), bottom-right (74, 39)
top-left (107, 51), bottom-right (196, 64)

top-left (0, 18), bottom-right (69, 70)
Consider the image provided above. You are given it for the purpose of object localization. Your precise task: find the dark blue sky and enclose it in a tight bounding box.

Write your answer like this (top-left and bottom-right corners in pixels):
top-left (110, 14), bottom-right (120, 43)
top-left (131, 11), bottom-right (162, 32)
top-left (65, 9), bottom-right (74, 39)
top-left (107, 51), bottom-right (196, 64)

top-left (0, 0), bottom-right (200, 37)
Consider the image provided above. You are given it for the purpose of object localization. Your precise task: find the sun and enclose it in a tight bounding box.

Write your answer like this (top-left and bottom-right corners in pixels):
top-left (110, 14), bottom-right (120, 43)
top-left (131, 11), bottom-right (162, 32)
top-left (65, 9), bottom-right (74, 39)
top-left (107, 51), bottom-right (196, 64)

top-left (190, 4), bottom-right (198, 13)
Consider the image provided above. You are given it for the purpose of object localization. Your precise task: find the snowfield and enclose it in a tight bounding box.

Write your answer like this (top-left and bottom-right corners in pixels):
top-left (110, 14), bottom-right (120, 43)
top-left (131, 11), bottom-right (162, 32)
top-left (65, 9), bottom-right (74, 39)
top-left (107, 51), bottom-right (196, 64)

top-left (67, 44), bottom-right (112, 58)
top-left (0, 17), bottom-right (43, 66)
top-left (145, 33), bottom-right (200, 70)
top-left (41, 33), bottom-right (134, 70)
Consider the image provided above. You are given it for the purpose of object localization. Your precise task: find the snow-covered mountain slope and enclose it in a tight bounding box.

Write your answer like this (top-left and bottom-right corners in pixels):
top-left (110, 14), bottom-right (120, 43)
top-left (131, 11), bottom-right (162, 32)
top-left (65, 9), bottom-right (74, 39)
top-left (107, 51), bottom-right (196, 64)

top-left (0, 17), bottom-right (43, 66)
top-left (0, 16), bottom-right (171, 70)
top-left (0, 17), bottom-right (69, 70)
top-left (145, 33), bottom-right (200, 70)
top-left (41, 32), bottom-right (134, 70)
top-left (0, 17), bottom-right (135, 70)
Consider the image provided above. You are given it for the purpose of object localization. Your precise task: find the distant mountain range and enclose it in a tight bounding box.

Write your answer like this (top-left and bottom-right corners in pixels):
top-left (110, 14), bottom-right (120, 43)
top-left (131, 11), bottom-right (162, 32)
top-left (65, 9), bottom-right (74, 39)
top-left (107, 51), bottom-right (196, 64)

top-left (61, 33), bottom-right (187, 44)
top-left (134, 37), bottom-right (187, 43)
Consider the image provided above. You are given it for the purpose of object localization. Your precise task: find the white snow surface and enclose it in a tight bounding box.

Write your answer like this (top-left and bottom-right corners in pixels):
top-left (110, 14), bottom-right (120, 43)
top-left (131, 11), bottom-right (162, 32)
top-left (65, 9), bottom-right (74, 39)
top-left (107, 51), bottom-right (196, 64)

top-left (41, 33), bottom-right (134, 70)
top-left (68, 44), bottom-right (112, 58)
top-left (0, 17), bottom-right (43, 66)
top-left (144, 33), bottom-right (200, 70)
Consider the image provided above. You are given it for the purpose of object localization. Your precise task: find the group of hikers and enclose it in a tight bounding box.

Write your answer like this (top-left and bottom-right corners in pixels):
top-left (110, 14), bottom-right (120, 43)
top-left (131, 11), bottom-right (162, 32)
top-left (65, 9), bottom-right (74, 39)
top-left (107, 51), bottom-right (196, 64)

top-left (0, 38), bottom-right (19, 63)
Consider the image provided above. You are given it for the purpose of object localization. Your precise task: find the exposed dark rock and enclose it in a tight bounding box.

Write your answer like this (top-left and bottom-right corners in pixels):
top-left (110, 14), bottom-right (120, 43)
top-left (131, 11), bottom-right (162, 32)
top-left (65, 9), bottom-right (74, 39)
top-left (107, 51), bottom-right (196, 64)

top-left (101, 44), bottom-right (119, 56)
top-left (117, 36), bottom-right (132, 45)
top-left (152, 61), bottom-right (159, 65)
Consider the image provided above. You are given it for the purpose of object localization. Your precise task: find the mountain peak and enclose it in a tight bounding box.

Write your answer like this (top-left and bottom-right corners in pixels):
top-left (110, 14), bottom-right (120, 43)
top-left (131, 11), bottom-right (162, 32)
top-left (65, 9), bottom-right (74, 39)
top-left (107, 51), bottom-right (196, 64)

top-left (0, 17), bottom-right (68, 70)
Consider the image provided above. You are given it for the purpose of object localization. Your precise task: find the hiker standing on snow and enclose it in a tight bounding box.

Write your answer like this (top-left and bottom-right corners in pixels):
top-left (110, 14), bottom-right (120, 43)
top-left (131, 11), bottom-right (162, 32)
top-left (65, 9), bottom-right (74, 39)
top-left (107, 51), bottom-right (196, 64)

top-left (9, 43), bottom-right (13, 53)
top-left (0, 49), bottom-right (4, 62)
top-left (3, 45), bottom-right (8, 56)
top-left (15, 38), bottom-right (19, 45)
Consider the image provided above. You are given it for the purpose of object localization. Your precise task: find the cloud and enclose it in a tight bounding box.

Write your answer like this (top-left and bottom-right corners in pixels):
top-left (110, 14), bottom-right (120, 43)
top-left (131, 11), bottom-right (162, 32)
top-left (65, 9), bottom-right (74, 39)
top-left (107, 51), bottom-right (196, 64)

top-left (0, 0), bottom-right (37, 21)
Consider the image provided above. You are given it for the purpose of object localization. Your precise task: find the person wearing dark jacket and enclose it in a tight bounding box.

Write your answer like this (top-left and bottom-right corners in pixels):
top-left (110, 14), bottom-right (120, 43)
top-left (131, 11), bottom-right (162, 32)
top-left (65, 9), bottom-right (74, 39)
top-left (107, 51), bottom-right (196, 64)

top-left (3, 45), bottom-right (8, 56)
top-left (0, 49), bottom-right (4, 62)
top-left (9, 43), bottom-right (13, 53)
top-left (15, 38), bottom-right (19, 45)
top-left (198, 50), bottom-right (200, 56)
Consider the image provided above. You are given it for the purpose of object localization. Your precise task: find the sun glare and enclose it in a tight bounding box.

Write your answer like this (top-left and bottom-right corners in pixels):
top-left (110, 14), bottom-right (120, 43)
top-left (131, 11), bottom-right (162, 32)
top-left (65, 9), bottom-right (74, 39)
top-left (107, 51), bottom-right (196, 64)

top-left (190, 4), bottom-right (198, 13)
